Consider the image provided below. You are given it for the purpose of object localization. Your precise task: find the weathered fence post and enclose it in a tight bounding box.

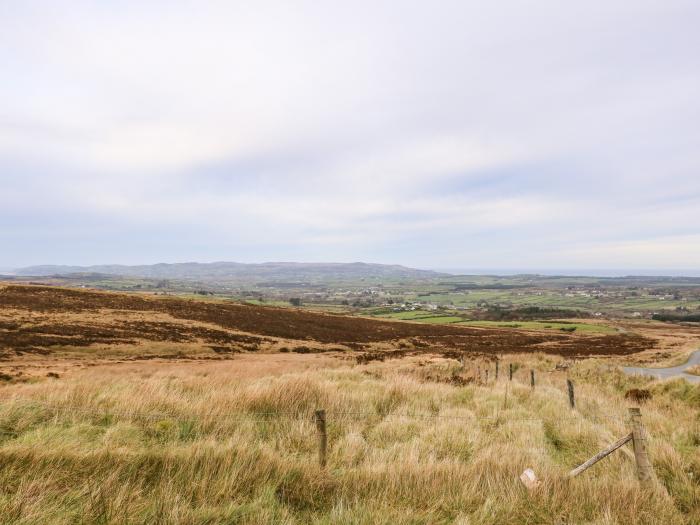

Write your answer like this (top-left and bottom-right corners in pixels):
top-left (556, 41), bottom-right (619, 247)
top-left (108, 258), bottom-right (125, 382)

top-left (567, 433), bottom-right (632, 478)
top-left (495, 360), bottom-right (499, 380)
top-left (509, 363), bottom-right (513, 381)
top-left (315, 409), bottom-right (327, 468)
top-left (567, 379), bottom-right (575, 409)
top-left (485, 369), bottom-right (489, 383)
top-left (628, 407), bottom-right (654, 486)
top-left (530, 369), bottom-right (535, 389)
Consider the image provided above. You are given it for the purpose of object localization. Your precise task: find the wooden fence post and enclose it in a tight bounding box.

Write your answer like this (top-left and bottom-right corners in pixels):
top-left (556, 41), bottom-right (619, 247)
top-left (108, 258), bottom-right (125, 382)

top-left (315, 409), bottom-right (327, 468)
top-left (509, 363), bottom-right (513, 381)
top-left (485, 369), bottom-right (489, 383)
top-left (567, 433), bottom-right (632, 478)
top-left (530, 369), bottom-right (535, 389)
top-left (628, 407), bottom-right (654, 486)
top-left (495, 360), bottom-right (499, 380)
top-left (567, 379), bottom-right (575, 409)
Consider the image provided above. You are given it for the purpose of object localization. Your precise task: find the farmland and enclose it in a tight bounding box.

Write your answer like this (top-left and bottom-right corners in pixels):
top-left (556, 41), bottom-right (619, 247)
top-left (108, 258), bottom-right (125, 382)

top-left (0, 283), bottom-right (699, 523)
top-left (372, 311), bottom-right (618, 334)
top-left (8, 271), bottom-right (700, 321)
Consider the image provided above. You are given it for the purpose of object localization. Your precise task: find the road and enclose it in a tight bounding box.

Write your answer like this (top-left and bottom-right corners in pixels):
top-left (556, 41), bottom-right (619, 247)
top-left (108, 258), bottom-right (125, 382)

top-left (622, 350), bottom-right (700, 384)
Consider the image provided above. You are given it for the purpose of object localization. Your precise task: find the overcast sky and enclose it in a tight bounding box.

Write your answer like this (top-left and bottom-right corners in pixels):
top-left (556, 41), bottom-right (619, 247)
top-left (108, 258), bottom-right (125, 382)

top-left (1, 1), bottom-right (699, 271)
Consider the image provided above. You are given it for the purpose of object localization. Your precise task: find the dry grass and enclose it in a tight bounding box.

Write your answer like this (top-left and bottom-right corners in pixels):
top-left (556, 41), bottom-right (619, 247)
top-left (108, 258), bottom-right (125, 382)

top-left (686, 365), bottom-right (700, 376)
top-left (0, 353), bottom-right (698, 524)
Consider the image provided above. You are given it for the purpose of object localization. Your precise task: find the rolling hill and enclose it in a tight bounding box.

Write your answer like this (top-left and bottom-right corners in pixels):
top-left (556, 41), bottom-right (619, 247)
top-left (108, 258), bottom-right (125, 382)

top-left (14, 261), bottom-right (444, 282)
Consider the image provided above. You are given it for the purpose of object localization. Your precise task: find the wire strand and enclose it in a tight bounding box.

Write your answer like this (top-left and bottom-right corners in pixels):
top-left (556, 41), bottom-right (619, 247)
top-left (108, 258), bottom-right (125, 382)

top-left (0, 399), bottom-right (628, 426)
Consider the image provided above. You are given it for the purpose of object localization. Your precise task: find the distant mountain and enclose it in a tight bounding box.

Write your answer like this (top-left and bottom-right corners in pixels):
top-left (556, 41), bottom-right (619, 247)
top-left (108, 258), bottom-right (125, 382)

top-left (15, 261), bottom-right (445, 281)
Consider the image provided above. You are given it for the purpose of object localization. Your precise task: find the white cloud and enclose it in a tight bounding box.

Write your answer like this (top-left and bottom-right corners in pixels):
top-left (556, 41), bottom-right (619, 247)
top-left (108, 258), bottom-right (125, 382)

top-left (0, 0), bottom-right (698, 267)
top-left (557, 235), bottom-right (700, 268)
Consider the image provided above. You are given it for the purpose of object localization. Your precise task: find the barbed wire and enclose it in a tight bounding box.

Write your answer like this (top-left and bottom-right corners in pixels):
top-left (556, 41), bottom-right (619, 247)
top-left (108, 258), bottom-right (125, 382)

top-left (0, 398), bottom-right (629, 431)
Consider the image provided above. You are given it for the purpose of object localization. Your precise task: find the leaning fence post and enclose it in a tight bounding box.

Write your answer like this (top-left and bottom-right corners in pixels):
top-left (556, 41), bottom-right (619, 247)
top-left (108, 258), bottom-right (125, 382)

top-left (628, 407), bottom-right (654, 486)
top-left (530, 369), bottom-right (535, 389)
top-left (315, 409), bottom-right (327, 468)
top-left (509, 363), bottom-right (513, 381)
top-left (567, 379), bottom-right (575, 409)
top-left (567, 432), bottom-right (632, 478)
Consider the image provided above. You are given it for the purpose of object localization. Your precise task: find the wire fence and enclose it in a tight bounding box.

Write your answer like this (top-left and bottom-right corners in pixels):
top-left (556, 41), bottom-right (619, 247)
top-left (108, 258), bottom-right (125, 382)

top-left (0, 355), bottom-right (663, 493)
top-left (0, 379), bottom-right (654, 488)
top-left (0, 397), bottom-right (659, 493)
top-left (0, 397), bottom-right (629, 433)
top-left (0, 360), bottom-right (637, 445)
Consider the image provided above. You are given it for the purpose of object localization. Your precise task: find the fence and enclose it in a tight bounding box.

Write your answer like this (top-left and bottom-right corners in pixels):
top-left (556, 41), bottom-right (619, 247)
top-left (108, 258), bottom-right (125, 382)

top-left (0, 357), bottom-right (660, 490)
top-left (444, 357), bottom-right (659, 488)
top-left (0, 402), bottom-right (656, 490)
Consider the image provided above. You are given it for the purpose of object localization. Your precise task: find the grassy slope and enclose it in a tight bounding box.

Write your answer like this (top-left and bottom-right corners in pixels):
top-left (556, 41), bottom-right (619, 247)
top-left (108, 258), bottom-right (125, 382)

top-left (458, 320), bottom-right (617, 334)
top-left (374, 311), bottom-right (615, 333)
top-left (0, 355), bottom-right (698, 524)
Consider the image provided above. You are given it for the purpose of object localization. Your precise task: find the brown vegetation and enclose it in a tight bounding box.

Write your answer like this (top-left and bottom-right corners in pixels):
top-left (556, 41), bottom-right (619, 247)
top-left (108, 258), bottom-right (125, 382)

top-left (0, 285), bottom-right (656, 366)
top-left (625, 388), bottom-right (653, 403)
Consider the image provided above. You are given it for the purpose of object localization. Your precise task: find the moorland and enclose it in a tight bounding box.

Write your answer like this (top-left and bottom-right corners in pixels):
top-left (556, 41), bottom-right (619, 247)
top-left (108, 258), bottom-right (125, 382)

top-left (0, 281), bottom-right (699, 523)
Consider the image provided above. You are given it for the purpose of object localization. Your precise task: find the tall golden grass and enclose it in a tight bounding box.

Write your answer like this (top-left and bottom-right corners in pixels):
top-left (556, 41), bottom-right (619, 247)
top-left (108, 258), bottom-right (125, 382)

top-left (0, 354), bottom-right (698, 524)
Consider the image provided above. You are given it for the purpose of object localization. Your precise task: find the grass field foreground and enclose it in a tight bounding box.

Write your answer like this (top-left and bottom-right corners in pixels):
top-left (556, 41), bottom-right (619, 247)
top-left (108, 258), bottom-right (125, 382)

top-left (0, 355), bottom-right (698, 524)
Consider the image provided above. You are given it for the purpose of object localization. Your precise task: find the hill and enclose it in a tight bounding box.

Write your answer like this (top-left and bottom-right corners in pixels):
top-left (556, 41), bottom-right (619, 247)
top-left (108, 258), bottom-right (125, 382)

top-left (14, 261), bottom-right (444, 282)
top-left (0, 284), bottom-right (654, 365)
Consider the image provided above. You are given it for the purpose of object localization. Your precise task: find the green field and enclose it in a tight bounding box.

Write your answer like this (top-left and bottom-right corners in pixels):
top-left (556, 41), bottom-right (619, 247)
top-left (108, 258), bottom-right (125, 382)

top-left (371, 311), bottom-right (615, 333)
top-left (457, 320), bottom-right (617, 334)
top-left (19, 271), bottom-right (700, 319)
top-left (409, 315), bottom-right (464, 324)
top-left (374, 311), bottom-right (464, 323)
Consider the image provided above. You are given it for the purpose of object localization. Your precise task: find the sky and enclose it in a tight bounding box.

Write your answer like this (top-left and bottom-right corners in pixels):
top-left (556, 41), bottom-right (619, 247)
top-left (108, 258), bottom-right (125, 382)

top-left (1, 0), bottom-right (699, 272)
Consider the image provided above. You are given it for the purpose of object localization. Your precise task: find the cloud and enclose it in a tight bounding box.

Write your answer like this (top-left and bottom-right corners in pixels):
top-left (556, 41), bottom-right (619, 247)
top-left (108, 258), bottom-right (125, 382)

top-left (557, 235), bottom-right (700, 269)
top-left (0, 0), bottom-right (699, 268)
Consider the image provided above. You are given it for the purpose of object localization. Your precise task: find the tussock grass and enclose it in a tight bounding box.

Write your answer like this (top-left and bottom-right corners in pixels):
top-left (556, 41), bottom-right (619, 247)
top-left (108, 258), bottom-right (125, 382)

top-left (0, 356), bottom-right (698, 524)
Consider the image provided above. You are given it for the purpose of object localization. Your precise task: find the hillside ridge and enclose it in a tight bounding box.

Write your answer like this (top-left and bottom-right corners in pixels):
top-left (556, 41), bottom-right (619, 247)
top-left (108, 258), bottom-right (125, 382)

top-left (14, 261), bottom-right (443, 281)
